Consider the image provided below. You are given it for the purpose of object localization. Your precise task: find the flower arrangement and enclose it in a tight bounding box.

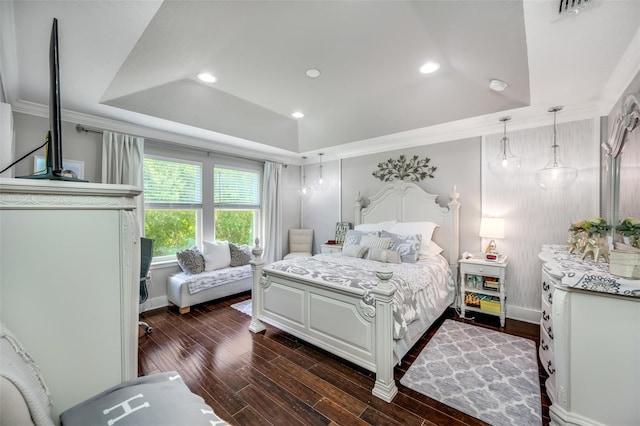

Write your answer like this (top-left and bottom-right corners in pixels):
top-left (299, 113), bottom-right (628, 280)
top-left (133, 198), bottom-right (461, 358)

top-left (615, 217), bottom-right (640, 248)
top-left (569, 217), bottom-right (612, 237)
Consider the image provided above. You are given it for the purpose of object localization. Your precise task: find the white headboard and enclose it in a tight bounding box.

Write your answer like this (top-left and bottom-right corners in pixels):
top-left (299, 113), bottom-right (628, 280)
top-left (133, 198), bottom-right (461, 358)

top-left (354, 181), bottom-right (460, 270)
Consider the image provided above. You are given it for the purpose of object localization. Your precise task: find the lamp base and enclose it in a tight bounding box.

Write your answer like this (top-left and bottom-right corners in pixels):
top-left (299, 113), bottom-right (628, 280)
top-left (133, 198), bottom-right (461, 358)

top-left (485, 240), bottom-right (497, 253)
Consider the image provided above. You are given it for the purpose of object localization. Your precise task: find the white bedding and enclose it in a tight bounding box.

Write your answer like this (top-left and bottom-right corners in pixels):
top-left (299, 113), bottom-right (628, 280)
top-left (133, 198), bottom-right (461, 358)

top-left (264, 253), bottom-right (455, 342)
top-left (170, 265), bottom-right (252, 295)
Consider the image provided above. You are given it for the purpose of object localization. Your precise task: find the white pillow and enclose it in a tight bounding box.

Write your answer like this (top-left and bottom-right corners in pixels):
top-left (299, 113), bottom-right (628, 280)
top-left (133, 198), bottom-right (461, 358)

top-left (354, 220), bottom-right (396, 232)
top-left (388, 221), bottom-right (438, 255)
top-left (202, 240), bottom-right (231, 271)
top-left (418, 241), bottom-right (444, 259)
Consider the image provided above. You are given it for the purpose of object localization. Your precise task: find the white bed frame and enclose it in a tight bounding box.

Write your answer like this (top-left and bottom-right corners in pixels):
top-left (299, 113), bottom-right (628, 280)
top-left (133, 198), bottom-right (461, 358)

top-left (249, 181), bottom-right (460, 402)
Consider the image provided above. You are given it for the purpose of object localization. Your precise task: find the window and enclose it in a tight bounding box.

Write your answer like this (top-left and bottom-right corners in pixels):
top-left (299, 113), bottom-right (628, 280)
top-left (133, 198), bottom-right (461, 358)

top-left (213, 166), bottom-right (260, 245)
top-left (143, 156), bottom-right (202, 258)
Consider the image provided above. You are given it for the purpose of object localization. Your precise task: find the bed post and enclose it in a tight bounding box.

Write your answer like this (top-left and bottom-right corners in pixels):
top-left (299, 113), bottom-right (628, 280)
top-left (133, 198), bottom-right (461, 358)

top-left (447, 185), bottom-right (461, 284)
top-left (370, 264), bottom-right (398, 402)
top-left (249, 238), bottom-right (266, 333)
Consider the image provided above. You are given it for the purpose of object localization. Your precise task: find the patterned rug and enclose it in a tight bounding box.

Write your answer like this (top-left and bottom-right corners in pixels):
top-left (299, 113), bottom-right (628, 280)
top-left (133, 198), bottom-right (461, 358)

top-left (230, 299), bottom-right (252, 316)
top-left (400, 319), bottom-right (541, 426)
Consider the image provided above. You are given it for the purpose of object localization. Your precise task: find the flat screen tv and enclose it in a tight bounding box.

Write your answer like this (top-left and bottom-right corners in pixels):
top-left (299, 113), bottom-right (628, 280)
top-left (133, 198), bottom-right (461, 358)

top-left (17, 18), bottom-right (86, 182)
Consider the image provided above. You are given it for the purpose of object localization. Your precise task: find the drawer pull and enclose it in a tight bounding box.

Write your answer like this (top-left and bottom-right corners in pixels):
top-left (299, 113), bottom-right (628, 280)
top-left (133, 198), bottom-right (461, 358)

top-left (541, 339), bottom-right (549, 351)
top-left (542, 310), bottom-right (550, 321)
top-left (547, 360), bottom-right (555, 374)
top-left (547, 292), bottom-right (553, 304)
top-left (547, 327), bottom-right (554, 340)
top-left (542, 281), bottom-right (550, 291)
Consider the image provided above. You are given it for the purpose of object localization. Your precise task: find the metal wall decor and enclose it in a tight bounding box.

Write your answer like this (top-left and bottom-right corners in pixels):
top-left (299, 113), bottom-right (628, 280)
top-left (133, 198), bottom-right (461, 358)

top-left (372, 155), bottom-right (437, 182)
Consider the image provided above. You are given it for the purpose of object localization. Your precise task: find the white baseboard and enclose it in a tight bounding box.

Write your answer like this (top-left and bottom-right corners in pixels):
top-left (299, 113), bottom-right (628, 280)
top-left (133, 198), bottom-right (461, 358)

top-left (507, 305), bottom-right (541, 324)
top-left (141, 296), bottom-right (168, 313)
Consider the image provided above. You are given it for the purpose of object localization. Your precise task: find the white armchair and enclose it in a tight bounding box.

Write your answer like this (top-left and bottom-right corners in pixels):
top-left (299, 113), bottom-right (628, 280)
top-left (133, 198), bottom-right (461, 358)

top-left (283, 229), bottom-right (314, 259)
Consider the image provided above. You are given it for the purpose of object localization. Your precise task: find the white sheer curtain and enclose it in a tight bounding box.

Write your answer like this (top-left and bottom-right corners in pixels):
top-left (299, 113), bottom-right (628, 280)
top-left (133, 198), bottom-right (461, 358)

top-left (102, 131), bottom-right (144, 232)
top-left (260, 162), bottom-right (282, 263)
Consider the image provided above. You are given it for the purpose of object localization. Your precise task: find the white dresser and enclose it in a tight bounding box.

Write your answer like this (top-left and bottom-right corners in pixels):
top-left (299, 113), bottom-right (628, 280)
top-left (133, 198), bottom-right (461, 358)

top-left (0, 178), bottom-right (142, 423)
top-left (538, 245), bottom-right (640, 426)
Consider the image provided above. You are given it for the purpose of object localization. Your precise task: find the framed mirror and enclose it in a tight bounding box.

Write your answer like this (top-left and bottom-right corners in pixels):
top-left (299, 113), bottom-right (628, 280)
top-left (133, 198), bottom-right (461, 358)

top-left (603, 92), bottom-right (640, 241)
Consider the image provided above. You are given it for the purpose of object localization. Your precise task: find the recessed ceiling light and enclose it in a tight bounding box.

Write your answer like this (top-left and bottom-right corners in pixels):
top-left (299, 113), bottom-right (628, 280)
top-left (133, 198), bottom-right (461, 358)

top-left (197, 72), bottom-right (217, 83)
top-left (292, 112), bottom-right (304, 118)
top-left (306, 68), bottom-right (321, 78)
top-left (419, 62), bottom-right (440, 74)
top-left (489, 79), bottom-right (508, 91)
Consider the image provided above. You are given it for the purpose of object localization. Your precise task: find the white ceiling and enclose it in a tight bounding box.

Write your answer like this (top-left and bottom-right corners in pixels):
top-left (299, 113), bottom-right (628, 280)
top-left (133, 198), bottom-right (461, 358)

top-left (2, 0), bottom-right (639, 160)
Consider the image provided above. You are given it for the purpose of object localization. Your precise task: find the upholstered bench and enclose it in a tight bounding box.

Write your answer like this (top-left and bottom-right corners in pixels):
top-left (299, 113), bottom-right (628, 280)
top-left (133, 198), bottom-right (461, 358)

top-left (167, 240), bottom-right (253, 314)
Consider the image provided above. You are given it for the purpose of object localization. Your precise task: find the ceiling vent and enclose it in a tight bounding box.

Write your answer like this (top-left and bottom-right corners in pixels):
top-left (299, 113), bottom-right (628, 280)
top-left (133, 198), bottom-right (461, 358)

top-left (555, 0), bottom-right (598, 19)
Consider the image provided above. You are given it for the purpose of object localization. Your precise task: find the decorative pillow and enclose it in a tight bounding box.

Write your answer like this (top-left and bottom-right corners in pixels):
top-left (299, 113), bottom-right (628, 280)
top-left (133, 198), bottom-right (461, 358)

top-left (202, 240), bottom-right (231, 271)
top-left (360, 235), bottom-right (392, 249)
top-left (367, 247), bottom-right (401, 263)
top-left (425, 240), bottom-right (444, 257)
top-left (229, 243), bottom-right (252, 266)
top-left (380, 230), bottom-right (422, 263)
top-left (176, 247), bottom-right (205, 274)
top-left (341, 244), bottom-right (369, 258)
top-left (343, 230), bottom-right (378, 247)
top-left (388, 221), bottom-right (438, 256)
top-left (60, 372), bottom-right (228, 426)
top-left (354, 220), bottom-right (396, 232)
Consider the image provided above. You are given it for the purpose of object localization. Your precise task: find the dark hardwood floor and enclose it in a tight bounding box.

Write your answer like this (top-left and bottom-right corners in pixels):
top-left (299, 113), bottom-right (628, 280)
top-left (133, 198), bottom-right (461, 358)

top-left (138, 293), bottom-right (550, 425)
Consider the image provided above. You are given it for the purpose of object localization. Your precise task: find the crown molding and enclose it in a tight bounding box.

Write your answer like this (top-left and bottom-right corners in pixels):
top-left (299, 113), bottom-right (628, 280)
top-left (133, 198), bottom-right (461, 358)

top-left (0, 0), bottom-right (19, 103)
top-left (11, 100), bottom-right (303, 166)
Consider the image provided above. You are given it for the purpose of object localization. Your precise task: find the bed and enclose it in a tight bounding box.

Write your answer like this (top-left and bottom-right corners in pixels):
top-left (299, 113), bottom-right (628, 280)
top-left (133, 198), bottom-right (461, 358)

top-left (249, 181), bottom-right (460, 402)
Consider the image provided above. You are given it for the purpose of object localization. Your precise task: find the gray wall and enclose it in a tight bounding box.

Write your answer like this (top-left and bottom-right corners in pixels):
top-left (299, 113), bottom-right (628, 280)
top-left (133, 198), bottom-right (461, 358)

top-left (12, 112), bottom-right (102, 182)
top-left (340, 138), bottom-right (481, 256)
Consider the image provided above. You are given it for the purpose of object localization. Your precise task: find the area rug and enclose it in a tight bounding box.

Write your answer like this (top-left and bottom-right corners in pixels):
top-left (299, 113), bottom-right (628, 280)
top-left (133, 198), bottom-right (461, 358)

top-left (230, 299), bottom-right (252, 316)
top-left (400, 319), bottom-right (541, 426)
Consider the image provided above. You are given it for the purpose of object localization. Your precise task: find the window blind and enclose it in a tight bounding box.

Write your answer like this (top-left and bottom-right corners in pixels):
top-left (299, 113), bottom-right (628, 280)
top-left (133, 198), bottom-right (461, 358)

top-left (143, 157), bottom-right (202, 204)
top-left (214, 167), bottom-right (260, 208)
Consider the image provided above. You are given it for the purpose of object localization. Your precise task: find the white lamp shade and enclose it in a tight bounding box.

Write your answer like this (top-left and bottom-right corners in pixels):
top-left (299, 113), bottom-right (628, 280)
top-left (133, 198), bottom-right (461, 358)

top-left (479, 217), bottom-right (505, 239)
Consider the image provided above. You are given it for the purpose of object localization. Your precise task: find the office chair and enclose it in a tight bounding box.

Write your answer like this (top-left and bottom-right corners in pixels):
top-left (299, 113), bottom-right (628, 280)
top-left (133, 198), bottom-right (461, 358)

top-left (140, 237), bottom-right (154, 335)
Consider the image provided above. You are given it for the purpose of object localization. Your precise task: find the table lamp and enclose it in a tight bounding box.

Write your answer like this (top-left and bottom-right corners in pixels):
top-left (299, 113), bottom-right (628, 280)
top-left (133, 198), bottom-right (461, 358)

top-left (479, 217), bottom-right (505, 261)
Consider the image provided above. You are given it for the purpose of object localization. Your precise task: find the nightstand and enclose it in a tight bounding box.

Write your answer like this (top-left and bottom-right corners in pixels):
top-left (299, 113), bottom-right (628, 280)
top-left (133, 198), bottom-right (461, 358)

top-left (459, 256), bottom-right (508, 327)
top-left (320, 244), bottom-right (343, 254)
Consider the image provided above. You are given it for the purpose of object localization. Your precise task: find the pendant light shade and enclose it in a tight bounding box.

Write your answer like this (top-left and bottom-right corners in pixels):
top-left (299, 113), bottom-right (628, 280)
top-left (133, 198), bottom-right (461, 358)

top-left (488, 116), bottom-right (521, 179)
top-left (315, 153), bottom-right (329, 191)
top-left (299, 156), bottom-right (313, 198)
top-left (535, 106), bottom-right (578, 190)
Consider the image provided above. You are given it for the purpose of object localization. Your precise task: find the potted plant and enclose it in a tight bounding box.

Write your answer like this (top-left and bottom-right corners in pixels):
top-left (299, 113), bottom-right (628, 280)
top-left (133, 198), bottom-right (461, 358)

top-left (615, 217), bottom-right (640, 249)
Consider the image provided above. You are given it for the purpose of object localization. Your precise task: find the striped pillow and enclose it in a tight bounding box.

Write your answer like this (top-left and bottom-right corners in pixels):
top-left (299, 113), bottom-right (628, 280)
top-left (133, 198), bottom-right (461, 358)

top-left (360, 235), bottom-right (391, 249)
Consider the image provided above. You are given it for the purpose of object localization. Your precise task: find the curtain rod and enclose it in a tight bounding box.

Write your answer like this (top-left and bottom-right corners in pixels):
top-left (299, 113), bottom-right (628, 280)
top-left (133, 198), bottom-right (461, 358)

top-left (75, 124), bottom-right (287, 167)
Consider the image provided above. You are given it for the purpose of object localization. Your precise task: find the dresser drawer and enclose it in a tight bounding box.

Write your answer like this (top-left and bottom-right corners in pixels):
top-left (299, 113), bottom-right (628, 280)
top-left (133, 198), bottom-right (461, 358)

top-left (541, 269), bottom-right (555, 306)
top-left (460, 262), bottom-right (503, 277)
top-left (539, 342), bottom-right (556, 378)
top-left (540, 319), bottom-right (555, 355)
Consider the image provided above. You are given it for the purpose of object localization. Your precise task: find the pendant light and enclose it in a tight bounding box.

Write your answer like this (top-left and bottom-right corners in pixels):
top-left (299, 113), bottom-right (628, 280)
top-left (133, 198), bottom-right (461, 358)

top-left (535, 106), bottom-right (578, 190)
top-left (488, 116), bottom-right (521, 179)
top-left (315, 153), bottom-right (329, 191)
top-left (300, 156), bottom-right (313, 198)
